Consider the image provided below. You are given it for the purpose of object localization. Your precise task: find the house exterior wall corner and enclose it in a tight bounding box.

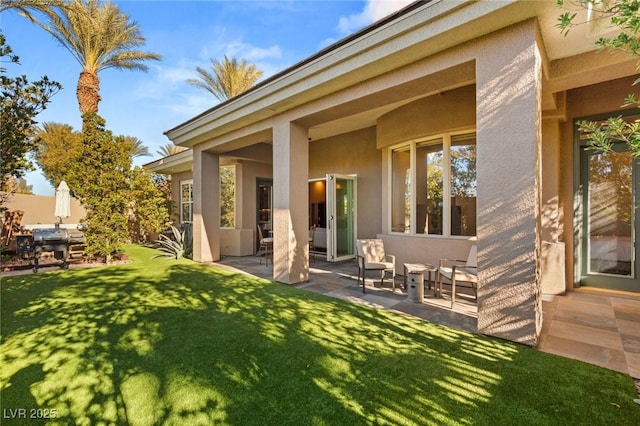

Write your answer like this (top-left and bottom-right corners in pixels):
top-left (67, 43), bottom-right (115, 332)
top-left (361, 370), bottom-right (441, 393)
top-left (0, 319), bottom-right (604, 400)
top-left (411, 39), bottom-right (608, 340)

top-left (475, 19), bottom-right (542, 346)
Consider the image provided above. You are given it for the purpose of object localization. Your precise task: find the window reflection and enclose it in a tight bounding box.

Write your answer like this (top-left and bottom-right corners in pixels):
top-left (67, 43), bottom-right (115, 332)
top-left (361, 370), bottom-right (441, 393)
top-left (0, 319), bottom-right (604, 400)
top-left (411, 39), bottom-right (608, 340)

top-left (416, 141), bottom-right (443, 235)
top-left (588, 150), bottom-right (633, 276)
top-left (451, 134), bottom-right (477, 236)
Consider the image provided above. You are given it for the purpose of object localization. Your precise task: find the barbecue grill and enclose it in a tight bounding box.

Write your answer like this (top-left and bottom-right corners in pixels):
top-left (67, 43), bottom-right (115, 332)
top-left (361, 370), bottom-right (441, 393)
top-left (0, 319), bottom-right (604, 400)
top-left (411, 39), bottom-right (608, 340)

top-left (32, 227), bottom-right (84, 272)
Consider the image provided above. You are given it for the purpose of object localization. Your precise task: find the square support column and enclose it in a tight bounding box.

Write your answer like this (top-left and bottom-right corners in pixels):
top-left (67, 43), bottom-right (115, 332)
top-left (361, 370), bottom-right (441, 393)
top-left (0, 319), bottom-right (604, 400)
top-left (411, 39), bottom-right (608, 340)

top-left (273, 120), bottom-right (309, 284)
top-left (475, 21), bottom-right (543, 346)
top-left (193, 147), bottom-right (220, 262)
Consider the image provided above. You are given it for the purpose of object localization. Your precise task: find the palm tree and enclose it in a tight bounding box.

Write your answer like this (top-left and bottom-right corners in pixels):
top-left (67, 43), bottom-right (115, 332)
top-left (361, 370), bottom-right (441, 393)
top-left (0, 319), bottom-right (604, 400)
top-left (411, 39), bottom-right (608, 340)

top-left (19, 0), bottom-right (160, 116)
top-left (0, 0), bottom-right (64, 16)
top-left (156, 143), bottom-right (187, 158)
top-left (187, 55), bottom-right (263, 101)
top-left (117, 135), bottom-right (151, 159)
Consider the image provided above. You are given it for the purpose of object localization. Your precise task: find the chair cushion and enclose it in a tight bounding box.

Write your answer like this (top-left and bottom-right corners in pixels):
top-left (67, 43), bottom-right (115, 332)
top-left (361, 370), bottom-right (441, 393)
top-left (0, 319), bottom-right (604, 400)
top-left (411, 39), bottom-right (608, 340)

top-left (365, 261), bottom-right (394, 270)
top-left (357, 239), bottom-right (387, 263)
top-left (438, 266), bottom-right (477, 282)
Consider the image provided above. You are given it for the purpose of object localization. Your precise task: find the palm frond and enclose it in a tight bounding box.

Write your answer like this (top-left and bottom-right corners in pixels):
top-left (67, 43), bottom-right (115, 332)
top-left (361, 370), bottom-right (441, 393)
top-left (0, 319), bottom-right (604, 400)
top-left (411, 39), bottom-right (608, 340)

top-left (187, 54), bottom-right (263, 101)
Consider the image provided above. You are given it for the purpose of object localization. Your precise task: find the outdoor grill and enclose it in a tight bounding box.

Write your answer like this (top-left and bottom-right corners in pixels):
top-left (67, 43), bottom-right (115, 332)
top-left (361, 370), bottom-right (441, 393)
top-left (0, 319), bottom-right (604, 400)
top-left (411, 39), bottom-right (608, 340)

top-left (32, 227), bottom-right (84, 272)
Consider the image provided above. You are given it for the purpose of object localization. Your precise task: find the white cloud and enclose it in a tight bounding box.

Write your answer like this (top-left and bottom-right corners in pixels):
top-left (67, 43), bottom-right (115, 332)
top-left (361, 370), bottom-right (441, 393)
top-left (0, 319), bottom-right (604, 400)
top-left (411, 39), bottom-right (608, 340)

top-left (337, 0), bottom-right (416, 35)
top-left (157, 62), bottom-right (197, 84)
top-left (167, 91), bottom-right (215, 118)
top-left (226, 41), bottom-right (283, 61)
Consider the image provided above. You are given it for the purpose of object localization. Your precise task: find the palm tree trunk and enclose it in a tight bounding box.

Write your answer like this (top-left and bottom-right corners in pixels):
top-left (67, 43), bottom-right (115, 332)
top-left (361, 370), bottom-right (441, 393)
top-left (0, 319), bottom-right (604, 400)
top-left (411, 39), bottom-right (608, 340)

top-left (77, 70), bottom-right (101, 115)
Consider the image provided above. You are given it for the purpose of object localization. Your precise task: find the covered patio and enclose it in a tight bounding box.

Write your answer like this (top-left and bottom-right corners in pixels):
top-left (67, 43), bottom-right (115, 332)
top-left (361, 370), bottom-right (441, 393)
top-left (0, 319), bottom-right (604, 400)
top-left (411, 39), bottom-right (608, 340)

top-left (215, 255), bottom-right (640, 379)
top-left (148, 1), bottom-right (640, 350)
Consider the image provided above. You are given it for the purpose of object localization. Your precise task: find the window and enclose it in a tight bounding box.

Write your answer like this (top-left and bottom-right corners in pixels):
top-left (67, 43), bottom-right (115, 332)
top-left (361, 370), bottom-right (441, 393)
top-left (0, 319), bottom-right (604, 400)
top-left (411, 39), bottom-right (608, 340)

top-left (450, 134), bottom-right (477, 236)
top-left (390, 133), bottom-right (476, 237)
top-left (180, 180), bottom-right (193, 223)
top-left (391, 147), bottom-right (410, 233)
top-left (417, 140), bottom-right (444, 235)
top-left (180, 165), bottom-right (236, 227)
top-left (220, 165), bottom-right (235, 228)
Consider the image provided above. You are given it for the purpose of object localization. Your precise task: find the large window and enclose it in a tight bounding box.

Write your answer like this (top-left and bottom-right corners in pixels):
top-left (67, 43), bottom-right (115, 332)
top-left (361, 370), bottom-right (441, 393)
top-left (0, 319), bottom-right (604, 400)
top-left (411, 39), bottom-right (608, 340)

top-left (180, 180), bottom-right (193, 223)
top-left (390, 133), bottom-right (476, 237)
top-left (220, 165), bottom-right (235, 228)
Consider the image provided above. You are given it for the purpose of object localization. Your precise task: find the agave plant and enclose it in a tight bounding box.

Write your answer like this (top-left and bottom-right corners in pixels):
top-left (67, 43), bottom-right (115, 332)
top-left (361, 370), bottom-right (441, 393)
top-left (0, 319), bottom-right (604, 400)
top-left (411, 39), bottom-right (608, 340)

top-left (153, 225), bottom-right (187, 259)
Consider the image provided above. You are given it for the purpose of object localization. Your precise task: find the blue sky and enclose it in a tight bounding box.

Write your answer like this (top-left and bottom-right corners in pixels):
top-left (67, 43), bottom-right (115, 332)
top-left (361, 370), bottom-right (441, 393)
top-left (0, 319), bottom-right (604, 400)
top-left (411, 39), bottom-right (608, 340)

top-left (1, 0), bottom-right (414, 195)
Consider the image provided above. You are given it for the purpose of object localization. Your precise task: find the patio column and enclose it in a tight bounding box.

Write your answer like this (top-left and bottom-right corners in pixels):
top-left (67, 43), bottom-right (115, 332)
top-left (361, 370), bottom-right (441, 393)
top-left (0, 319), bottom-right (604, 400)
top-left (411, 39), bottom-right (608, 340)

top-left (475, 21), bottom-right (543, 346)
top-left (272, 120), bottom-right (309, 284)
top-left (193, 146), bottom-right (220, 262)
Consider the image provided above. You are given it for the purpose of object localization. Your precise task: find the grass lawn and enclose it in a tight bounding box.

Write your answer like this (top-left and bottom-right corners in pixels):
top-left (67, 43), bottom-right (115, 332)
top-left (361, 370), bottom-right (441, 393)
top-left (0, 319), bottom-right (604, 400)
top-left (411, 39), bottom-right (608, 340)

top-left (1, 245), bottom-right (638, 425)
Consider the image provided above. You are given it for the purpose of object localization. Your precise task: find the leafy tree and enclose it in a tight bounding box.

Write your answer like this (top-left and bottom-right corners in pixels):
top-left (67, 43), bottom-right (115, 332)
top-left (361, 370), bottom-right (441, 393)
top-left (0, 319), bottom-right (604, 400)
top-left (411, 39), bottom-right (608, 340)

top-left (34, 122), bottom-right (151, 191)
top-left (187, 55), bottom-right (263, 101)
top-left (13, 177), bottom-right (33, 194)
top-left (128, 166), bottom-right (169, 243)
top-left (156, 143), bottom-right (188, 158)
top-left (558, 0), bottom-right (640, 157)
top-left (17, 0), bottom-right (161, 116)
top-left (32, 122), bottom-right (82, 188)
top-left (0, 31), bottom-right (60, 209)
top-left (67, 112), bottom-right (130, 262)
top-left (1, 176), bottom-right (33, 194)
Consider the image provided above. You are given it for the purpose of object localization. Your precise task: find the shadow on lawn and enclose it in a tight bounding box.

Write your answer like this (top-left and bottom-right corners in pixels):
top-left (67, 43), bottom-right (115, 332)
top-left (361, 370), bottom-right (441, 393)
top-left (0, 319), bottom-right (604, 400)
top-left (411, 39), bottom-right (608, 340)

top-left (1, 257), bottom-right (636, 425)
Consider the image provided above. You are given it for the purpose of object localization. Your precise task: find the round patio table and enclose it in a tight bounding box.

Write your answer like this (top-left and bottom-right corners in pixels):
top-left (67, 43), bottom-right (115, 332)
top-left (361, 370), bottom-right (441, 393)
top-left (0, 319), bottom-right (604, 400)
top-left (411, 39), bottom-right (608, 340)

top-left (403, 263), bottom-right (437, 293)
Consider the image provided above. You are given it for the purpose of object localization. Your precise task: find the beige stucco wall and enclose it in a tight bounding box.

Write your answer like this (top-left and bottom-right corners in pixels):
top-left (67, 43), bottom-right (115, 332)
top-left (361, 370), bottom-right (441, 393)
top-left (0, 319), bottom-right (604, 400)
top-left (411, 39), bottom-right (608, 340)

top-left (540, 117), bottom-right (565, 295)
top-left (377, 84), bottom-right (476, 149)
top-left (3, 193), bottom-right (86, 227)
top-left (560, 75), bottom-right (638, 289)
top-left (474, 20), bottom-right (542, 345)
top-left (309, 127), bottom-right (382, 239)
top-left (239, 160), bottom-right (272, 252)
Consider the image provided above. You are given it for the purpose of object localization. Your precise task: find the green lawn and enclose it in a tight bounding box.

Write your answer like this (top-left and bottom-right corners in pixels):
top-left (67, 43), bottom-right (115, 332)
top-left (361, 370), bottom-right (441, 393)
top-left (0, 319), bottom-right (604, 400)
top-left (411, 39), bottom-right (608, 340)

top-left (1, 245), bottom-right (638, 425)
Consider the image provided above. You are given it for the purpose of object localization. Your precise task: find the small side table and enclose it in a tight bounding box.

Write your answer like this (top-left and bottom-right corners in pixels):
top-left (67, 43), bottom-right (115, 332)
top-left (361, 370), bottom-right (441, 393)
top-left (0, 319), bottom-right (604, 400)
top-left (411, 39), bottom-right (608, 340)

top-left (403, 263), bottom-right (437, 291)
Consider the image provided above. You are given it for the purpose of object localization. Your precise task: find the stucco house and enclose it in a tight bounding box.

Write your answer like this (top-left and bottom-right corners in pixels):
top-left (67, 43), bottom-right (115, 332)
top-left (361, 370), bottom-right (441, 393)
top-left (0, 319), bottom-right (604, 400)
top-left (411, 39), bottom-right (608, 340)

top-left (145, 0), bottom-right (640, 346)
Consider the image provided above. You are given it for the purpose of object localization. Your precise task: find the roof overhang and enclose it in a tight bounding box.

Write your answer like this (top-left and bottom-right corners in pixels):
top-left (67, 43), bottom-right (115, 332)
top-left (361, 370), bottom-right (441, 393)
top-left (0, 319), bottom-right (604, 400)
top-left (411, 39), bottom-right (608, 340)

top-left (164, 0), bottom-right (635, 148)
top-left (143, 149), bottom-right (192, 174)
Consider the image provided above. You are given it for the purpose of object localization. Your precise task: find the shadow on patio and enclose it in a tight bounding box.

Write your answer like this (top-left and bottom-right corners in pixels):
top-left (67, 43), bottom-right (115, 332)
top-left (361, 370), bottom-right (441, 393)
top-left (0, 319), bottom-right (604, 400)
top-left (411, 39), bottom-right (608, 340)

top-left (215, 254), bottom-right (640, 380)
top-left (215, 255), bottom-right (478, 334)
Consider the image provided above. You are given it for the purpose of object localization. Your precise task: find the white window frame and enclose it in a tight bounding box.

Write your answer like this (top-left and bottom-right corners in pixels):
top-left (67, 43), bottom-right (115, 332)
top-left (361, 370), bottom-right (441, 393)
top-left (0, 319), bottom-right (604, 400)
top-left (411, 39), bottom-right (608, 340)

top-left (180, 179), bottom-right (193, 224)
top-left (388, 131), bottom-right (476, 238)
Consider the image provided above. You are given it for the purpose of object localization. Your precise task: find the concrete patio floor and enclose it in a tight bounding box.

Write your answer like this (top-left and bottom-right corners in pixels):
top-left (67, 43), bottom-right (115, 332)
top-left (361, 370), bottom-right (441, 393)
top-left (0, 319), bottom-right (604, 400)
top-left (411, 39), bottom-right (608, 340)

top-left (215, 254), bottom-right (640, 382)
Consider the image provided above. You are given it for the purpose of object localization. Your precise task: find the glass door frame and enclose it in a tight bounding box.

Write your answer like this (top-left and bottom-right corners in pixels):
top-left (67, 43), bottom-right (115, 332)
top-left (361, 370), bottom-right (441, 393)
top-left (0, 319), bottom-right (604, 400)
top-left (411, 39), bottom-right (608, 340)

top-left (326, 173), bottom-right (357, 262)
top-left (574, 111), bottom-right (639, 292)
top-left (256, 178), bottom-right (273, 251)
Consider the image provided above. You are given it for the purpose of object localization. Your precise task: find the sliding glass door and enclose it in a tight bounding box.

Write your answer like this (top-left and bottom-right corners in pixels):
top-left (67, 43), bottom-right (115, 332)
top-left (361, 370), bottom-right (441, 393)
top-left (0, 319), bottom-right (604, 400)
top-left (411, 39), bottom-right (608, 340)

top-left (326, 174), bottom-right (357, 262)
top-left (579, 142), bottom-right (639, 292)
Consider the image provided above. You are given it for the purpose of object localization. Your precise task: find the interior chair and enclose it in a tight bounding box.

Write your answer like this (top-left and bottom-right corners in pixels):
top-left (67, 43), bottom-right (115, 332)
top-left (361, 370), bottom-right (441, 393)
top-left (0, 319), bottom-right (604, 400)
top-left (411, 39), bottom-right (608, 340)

top-left (257, 225), bottom-right (273, 266)
top-left (308, 225), bottom-right (317, 263)
top-left (356, 239), bottom-right (396, 293)
top-left (437, 245), bottom-right (478, 308)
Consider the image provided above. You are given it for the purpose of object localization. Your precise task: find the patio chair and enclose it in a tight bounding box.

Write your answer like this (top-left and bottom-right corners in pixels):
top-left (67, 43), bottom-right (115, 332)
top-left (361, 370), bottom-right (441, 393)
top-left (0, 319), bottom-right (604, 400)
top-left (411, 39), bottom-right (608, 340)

top-left (257, 225), bottom-right (273, 266)
top-left (356, 239), bottom-right (396, 293)
top-left (437, 245), bottom-right (477, 308)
